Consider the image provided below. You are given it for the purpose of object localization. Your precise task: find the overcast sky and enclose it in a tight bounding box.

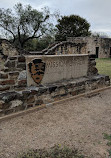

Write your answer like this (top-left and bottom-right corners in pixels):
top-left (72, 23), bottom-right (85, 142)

top-left (1, 0), bottom-right (111, 36)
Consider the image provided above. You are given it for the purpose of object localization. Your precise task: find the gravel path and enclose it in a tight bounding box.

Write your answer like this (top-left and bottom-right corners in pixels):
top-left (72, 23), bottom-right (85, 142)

top-left (0, 89), bottom-right (111, 158)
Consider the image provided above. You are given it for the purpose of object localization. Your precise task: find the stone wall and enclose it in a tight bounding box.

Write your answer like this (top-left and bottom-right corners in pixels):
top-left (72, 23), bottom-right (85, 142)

top-left (67, 37), bottom-right (111, 58)
top-left (0, 74), bottom-right (110, 117)
top-left (0, 40), bottom-right (110, 117)
top-left (42, 41), bottom-right (87, 55)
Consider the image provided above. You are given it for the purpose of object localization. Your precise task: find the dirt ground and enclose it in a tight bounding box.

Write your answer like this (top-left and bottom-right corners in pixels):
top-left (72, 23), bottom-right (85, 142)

top-left (0, 88), bottom-right (111, 158)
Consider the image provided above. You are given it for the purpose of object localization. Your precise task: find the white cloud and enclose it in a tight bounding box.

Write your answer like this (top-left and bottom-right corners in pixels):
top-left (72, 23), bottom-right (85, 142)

top-left (0, 0), bottom-right (111, 36)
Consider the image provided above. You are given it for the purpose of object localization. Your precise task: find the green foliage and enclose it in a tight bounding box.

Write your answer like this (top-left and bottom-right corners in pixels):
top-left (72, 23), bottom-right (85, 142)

top-left (103, 133), bottom-right (111, 141)
top-left (0, 3), bottom-right (55, 48)
top-left (22, 35), bottom-right (55, 51)
top-left (55, 15), bottom-right (91, 41)
top-left (103, 133), bottom-right (111, 156)
top-left (17, 145), bottom-right (85, 158)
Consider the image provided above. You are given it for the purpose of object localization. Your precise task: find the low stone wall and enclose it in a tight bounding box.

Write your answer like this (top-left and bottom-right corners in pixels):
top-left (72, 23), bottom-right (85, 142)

top-left (0, 75), bottom-right (110, 117)
top-left (0, 40), bottom-right (110, 117)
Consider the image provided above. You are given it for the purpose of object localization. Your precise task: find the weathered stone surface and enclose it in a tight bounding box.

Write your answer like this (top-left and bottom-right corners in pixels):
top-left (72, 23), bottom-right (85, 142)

top-left (59, 87), bottom-right (67, 96)
top-left (9, 72), bottom-right (19, 79)
top-left (0, 92), bottom-right (21, 103)
top-left (67, 37), bottom-right (111, 58)
top-left (2, 40), bottom-right (18, 57)
top-left (17, 63), bottom-right (26, 70)
top-left (0, 110), bottom-right (4, 117)
top-left (3, 67), bottom-right (9, 72)
top-left (9, 57), bottom-right (17, 60)
top-left (0, 80), bottom-right (15, 85)
top-left (0, 100), bottom-right (5, 109)
top-left (27, 104), bottom-right (33, 108)
top-left (0, 86), bottom-right (10, 91)
top-left (22, 90), bottom-right (31, 99)
top-left (0, 73), bottom-right (8, 79)
top-left (27, 96), bottom-right (35, 103)
top-left (35, 100), bottom-right (43, 106)
top-left (87, 57), bottom-right (98, 76)
top-left (5, 60), bottom-right (15, 68)
top-left (10, 100), bottom-right (23, 108)
top-left (26, 55), bottom-right (89, 86)
top-left (18, 70), bottom-right (26, 80)
top-left (0, 74), bottom-right (110, 117)
top-left (18, 56), bottom-right (25, 62)
top-left (0, 102), bottom-right (11, 110)
top-left (4, 108), bottom-right (14, 115)
top-left (48, 85), bottom-right (57, 93)
top-left (105, 76), bottom-right (110, 81)
top-left (0, 40), bottom-right (110, 117)
top-left (18, 80), bottom-right (27, 87)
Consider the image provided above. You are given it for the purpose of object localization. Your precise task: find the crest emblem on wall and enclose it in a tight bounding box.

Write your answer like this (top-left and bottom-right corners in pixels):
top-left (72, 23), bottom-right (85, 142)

top-left (28, 59), bottom-right (46, 84)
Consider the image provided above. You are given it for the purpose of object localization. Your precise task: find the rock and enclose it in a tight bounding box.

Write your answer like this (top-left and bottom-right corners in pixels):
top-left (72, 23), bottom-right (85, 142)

top-left (17, 63), bottom-right (26, 70)
top-left (0, 100), bottom-right (5, 109)
top-left (18, 80), bottom-right (27, 87)
top-left (0, 92), bottom-right (21, 103)
top-left (0, 73), bottom-right (8, 79)
top-left (27, 96), bottom-right (35, 103)
top-left (18, 70), bottom-right (26, 80)
top-left (0, 80), bottom-right (15, 85)
top-left (10, 100), bottom-right (23, 108)
top-left (5, 60), bottom-right (15, 68)
top-left (18, 56), bottom-right (25, 62)
top-left (0, 85), bottom-right (10, 91)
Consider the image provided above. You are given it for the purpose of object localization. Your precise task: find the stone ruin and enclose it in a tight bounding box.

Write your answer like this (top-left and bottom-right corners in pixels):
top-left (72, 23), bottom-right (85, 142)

top-left (0, 39), bottom-right (110, 117)
top-left (67, 36), bottom-right (111, 58)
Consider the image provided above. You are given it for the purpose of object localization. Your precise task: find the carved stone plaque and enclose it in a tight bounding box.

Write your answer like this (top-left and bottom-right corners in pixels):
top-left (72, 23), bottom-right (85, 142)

top-left (26, 55), bottom-right (89, 86)
top-left (28, 59), bottom-right (45, 84)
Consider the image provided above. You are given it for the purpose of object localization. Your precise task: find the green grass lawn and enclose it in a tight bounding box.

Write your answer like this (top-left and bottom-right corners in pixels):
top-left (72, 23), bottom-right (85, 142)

top-left (96, 58), bottom-right (111, 79)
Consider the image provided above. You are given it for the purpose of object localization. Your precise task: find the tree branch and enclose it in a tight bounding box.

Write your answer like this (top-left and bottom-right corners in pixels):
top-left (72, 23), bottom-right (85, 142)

top-left (0, 23), bottom-right (16, 43)
top-left (21, 33), bottom-right (43, 47)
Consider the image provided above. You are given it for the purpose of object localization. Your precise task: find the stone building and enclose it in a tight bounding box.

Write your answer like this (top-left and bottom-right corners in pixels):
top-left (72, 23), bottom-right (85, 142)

top-left (67, 36), bottom-right (111, 58)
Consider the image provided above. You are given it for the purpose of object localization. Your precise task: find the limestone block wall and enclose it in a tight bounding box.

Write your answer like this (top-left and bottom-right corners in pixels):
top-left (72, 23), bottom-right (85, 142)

top-left (0, 39), bottom-right (110, 117)
top-left (0, 74), bottom-right (110, 117)
top-left (42, 41), bottom-right (87, 55)
top-left (67, 37), bottom-right (111, 58)
top-left (0, 40), bottom-right (27, 92)
top-left (0, 55), bottom-right (26, 92)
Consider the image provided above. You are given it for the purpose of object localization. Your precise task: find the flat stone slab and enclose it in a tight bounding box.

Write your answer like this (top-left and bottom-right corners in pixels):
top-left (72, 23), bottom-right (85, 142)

top-left (26, 54), bottom-right (89, 86)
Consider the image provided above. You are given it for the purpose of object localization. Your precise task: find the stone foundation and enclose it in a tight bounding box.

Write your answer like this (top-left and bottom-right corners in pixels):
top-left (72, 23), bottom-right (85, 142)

top-left (0, 75), bottom-right (110, 117)
top-left (0, 40), bottom-right (110, 117)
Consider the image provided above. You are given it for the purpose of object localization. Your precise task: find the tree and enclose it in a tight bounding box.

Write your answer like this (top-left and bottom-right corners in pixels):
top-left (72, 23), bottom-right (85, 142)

top-left (0, 3), bottom-right (55, 48)
top-left (55, 15), bottom-right (91, 41)
top-left (22, 35), bottom-right (55, 51)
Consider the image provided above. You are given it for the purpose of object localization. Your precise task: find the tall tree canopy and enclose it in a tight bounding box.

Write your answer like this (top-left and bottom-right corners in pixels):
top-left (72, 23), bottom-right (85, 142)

top-left (55, 15), bottom-right (91, 41)
top-left (0, 3), bottom-right (55, 48)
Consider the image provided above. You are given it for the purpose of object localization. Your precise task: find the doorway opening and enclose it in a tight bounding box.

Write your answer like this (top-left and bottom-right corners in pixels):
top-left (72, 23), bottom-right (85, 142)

top-left (110, 47), bottom-right (111, 58)
top-left (96, 47), bottom-right (99, 58)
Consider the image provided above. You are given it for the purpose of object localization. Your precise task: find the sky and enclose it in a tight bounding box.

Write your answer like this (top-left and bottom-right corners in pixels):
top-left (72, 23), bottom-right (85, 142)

top-left (1, 0), bottom-right (111, 36)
